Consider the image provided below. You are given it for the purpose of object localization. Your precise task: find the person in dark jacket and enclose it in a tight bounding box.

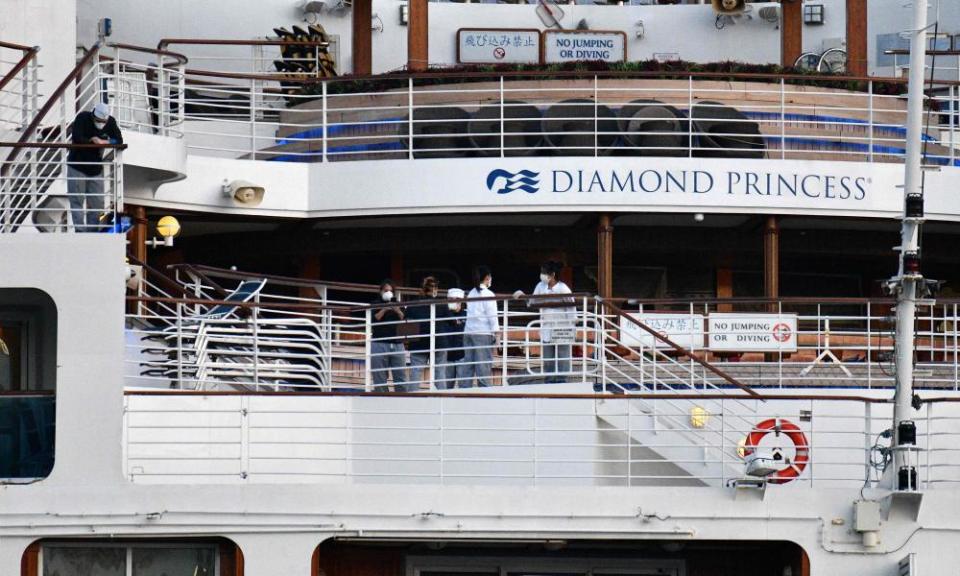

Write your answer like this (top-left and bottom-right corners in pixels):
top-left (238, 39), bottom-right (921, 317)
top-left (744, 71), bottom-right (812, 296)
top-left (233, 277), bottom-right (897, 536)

top-left (67, 102), bottom-right (123, 232)
top-left (406, 277), bottom-right (452, 388)
top-left (369, 280), bottom-right (408, 391)
top-left (438, 287), bottom-right (467, 389)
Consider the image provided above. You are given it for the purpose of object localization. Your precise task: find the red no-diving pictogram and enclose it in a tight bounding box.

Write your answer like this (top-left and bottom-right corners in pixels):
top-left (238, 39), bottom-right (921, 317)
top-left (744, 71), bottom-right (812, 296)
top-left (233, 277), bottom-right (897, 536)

top-left (772, 323), bottom-right (792, 342)
top-left (493, 47), bottom-right (506, 59)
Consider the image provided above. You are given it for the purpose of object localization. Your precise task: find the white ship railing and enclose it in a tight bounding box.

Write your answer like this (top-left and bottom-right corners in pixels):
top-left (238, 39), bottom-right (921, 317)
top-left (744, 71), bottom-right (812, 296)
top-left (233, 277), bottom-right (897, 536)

top-left (124, 264), bottom-right (960, 394)
top-left (0, 42), bottom-right (190, 232)
top-left (0, 43), bottom-right (128, 233)
top-left (0, 41), bottom-right (39, 142)
top-left (108, 53), bottom-right (960, 166)
top-left (122, 390), bottom-right (960, 488)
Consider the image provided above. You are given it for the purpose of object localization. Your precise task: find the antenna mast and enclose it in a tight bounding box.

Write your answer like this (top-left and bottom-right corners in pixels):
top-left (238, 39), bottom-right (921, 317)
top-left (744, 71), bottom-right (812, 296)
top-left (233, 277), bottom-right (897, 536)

top-left (891, 0), bottom-right (930, 491)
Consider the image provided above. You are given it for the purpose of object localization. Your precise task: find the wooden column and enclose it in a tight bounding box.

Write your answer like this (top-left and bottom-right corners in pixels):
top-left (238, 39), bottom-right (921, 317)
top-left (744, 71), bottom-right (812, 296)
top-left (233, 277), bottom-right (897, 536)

top-left (597, 214), bottom-right (614, 299)
top-left (390, 252), bottom-right (404, 286)
top-left (299, 254), bottom-right (322, 299)
top-left (763, 216), bottom-right (780, 301)
top-left (716, 267), bottom-right (733, 312)
top-left (407, 0), bottom-right (429, 72)
top-left (781, 0), bottom-right (803, 68)
top-left (846, 0), bottom-right (868, 76)
top-left (352, 0), bottom-right (372, 75)
top-left (127, 205), bottom-right (147, 263)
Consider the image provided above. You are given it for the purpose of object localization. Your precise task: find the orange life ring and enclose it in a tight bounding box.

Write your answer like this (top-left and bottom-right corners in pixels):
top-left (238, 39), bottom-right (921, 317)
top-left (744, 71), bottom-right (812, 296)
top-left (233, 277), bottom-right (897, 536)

top-left (743, 417), bottom-right (809, 484)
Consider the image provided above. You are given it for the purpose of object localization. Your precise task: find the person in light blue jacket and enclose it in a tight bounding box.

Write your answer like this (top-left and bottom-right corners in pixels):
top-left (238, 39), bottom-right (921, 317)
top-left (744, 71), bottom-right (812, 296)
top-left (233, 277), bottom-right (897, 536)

top-left (462, 265), bottom-right (499, 387)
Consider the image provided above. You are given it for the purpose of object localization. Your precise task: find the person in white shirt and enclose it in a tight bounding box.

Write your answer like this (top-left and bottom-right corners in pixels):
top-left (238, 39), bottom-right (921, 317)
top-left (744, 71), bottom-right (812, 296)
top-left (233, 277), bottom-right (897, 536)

top-left (514, 261), bottom-right (575, 383)
top-left (463, 265), bottom-right (499, 387)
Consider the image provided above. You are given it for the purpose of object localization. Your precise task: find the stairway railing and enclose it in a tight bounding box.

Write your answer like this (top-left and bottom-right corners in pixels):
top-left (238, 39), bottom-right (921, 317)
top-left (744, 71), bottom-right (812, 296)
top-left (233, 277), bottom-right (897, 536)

top-left (0, 41), bottom-right (39, 141)
top-left (0, 42), bottom-right (188, 232)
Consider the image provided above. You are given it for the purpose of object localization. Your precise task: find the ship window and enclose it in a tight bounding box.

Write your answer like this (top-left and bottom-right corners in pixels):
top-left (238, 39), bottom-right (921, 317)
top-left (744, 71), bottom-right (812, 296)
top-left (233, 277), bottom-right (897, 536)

top-left (0, 288), bottom-right (57, 392)
top-left (40, 544), bottom-right (218, 576)
top-left (0, 289), bottom-right (57, 481)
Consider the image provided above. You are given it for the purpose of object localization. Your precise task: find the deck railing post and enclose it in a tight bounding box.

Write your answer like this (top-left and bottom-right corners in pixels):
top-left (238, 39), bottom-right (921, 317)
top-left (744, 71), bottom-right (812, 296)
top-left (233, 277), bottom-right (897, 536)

top-left (720, 399), bottom-right (727, 487)
top-left (925, 401), bottom-right (932, 488)
top-left (407, 77), bottom-right (414, 160)
top-left (364, 308), bottom-right (373, 392)
top-left (499, 76), bottom-right (505, 158)
top-left (429, 303), bottom-right (436, 390)
top-left (688, 75), bottom-right (694, 158)
top-left (177, 58), bottom-right (185, 129)
top-left (322, 80), bottom-right (328, 162)
top-left (864, 401), bottom-right (872, 485)
top-left (252, 296), bottom-right (262, 390)
top-left (581, 296), bottom-right (588, 384)
top-left (780, 78), bottom-right (786, 160)
top-left (867, 301), bottom-right (873, 388)
top-left (249, 76), bottom-right (257, 160)
top-left (594, 75), bottom-right (599, 157)
top-left (176, 301), bottom-right (184, 389)
top-left (600, 303), bottom-right (608, 391)
top-left (868, 81), bottom-right (875, 162)
top-left (950, 85), bottom-right (956, 165)
top-left (501, 298), bottom-right (509, 387)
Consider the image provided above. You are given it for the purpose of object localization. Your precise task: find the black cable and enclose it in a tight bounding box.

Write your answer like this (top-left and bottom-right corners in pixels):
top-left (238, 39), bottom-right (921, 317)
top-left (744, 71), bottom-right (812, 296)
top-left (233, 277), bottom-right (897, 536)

top-left (920, 18), bottom-right (940, 192)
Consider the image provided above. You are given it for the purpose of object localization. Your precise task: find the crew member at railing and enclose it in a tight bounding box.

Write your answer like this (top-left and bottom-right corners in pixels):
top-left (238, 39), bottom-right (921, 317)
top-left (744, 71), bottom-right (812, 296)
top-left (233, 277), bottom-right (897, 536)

top-left (514, 261), bottom-right (575, 383)
top-left (440, 288), bottom-right (467, 389)
top-left (67, 102), bottom-right (122, 232)
top-left (463, 266), bottom-right (499, 388)
top-left (406, 276), bottom-right (453, 388)
top-left (370, 280), bottom-right (409, 392)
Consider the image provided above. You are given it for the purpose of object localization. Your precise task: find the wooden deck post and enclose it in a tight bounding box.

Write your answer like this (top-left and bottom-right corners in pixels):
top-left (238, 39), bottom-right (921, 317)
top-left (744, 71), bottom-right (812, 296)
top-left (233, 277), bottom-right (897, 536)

top-left (781, 0), bottom-right (803, 68)
top-left (352, 0), bottom-right (372, 75)
top-left (407, 0), bottom-right (429, 72)
top-left (597, 214), bottom-right (614, 299)
top-left (763, 215), bottom-right (780, 301)
top-left (846, 0), bottom-right (868, 76)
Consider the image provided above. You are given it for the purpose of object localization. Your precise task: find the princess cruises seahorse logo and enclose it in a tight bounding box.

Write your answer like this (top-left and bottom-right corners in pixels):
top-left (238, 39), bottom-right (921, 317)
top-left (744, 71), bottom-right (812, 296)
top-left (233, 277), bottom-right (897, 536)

top-left (486, 169), bottom-right (540, 194)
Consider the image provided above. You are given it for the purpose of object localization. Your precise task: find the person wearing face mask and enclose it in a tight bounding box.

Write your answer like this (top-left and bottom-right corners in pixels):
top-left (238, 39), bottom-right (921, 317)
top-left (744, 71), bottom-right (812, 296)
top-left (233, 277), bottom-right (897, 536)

top-left (369, 280), bottom-right (409, 391)
top-left (438, 288), bottom-right (467, 389)
top-left (513, 261), bottom-right (575, 383)
top-left (406, 276), bottom-right (451, 388)
top-left (463, 265), bottom-right (499, 387)
top-left (67, 102), bottom-right (123, 232)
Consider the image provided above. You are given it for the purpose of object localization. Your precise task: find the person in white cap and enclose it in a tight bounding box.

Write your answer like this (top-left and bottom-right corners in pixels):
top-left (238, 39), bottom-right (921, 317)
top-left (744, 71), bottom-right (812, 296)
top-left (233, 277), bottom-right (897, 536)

top-left (438, 287), bottom-right (467, 389)
top-left (67, 102), bottom-right (123, 231)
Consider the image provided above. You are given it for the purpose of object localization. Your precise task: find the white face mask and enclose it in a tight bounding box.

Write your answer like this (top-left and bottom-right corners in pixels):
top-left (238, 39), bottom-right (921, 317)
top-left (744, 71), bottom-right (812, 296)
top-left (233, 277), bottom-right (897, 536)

top-left (381, 291), bottom-right (393, 301)
top-left (94, 120), bottom-right (107, 130)
top-left (540, 273), bottom-right (550, 284)
top-left (448, 302), bottom-right (460, 312)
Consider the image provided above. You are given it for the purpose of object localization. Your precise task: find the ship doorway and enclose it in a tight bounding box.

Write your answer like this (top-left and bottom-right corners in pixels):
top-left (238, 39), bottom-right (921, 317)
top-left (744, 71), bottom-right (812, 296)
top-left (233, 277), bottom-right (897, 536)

top-left (315, 540), bottom-right (808, 576)
top-left (414, 560), bottom-right (683, 576)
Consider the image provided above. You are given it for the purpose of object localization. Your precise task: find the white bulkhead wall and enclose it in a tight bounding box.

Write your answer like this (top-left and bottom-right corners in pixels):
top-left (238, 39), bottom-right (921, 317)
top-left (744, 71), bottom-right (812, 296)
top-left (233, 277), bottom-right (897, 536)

top-left (2, 0), bottom-right (77, 104)
top-left (70, 0), bottom-right (960, 77)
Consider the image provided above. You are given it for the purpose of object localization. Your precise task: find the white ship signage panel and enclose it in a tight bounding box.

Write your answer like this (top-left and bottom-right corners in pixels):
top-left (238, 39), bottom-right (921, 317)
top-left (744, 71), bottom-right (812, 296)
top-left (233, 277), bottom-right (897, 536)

top-left (707, 313), bottom-right (798, 352)
top-left (152, 156), bottom-right (960, 222)
top-left (457, 29), bottom-right (541, 64)
top-left (620, 313), bottom-right (705, 350)
top-left (543, 30), bottom-right (627, 63)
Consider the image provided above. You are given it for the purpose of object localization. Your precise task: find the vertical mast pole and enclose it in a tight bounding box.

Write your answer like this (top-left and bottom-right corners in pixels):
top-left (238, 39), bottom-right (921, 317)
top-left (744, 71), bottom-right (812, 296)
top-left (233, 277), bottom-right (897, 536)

top-left (893, 0), bottom-right (929, 486)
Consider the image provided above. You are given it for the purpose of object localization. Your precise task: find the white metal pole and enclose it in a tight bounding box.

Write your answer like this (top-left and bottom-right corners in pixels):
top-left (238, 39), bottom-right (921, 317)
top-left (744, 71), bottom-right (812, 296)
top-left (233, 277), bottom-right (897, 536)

top-left (893, 0), bottom-right (929, 486)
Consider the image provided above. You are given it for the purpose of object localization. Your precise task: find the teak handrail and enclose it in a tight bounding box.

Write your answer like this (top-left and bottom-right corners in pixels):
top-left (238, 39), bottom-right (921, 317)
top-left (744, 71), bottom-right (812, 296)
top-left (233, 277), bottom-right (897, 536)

top-left (0, 43), bottom-right (38, 97)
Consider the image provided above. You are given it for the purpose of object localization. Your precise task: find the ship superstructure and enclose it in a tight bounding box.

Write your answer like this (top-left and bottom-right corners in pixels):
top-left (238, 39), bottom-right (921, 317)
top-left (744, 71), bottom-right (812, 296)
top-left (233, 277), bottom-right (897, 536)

top-left (4, 1), bottom-right (960, 575)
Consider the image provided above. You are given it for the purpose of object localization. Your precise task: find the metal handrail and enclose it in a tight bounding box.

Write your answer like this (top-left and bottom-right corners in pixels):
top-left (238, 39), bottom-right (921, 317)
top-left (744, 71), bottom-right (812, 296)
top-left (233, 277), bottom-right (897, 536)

top-left (599, 297), bottom-right (761, 398)
top-left (1, 42), bottom-right (101, 171)
top-left (0, 43), bottom-right (37, 96)
top-left (123, 389), bottom-right (889, 402)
